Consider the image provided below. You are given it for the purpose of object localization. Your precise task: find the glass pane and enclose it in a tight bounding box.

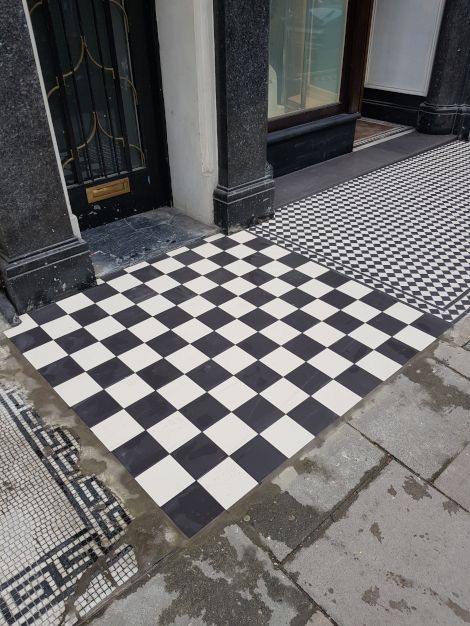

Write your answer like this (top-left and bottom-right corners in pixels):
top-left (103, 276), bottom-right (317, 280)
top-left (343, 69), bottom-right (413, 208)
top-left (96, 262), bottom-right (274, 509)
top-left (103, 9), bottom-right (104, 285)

top-left (269, 0), bottom-right (348, 119)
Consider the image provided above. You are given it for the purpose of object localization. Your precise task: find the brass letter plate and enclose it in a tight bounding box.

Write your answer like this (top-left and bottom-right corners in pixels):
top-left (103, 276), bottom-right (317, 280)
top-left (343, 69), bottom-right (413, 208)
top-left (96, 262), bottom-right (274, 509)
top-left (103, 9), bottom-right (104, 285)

top-left (86, 177), bottom-right (130, 203)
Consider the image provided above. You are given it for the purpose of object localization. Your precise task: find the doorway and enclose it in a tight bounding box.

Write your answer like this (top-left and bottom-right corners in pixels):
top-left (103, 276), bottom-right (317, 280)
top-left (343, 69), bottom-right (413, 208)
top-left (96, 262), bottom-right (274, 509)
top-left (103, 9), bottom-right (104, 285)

top-left (28, 0), bottom-right (171, 230)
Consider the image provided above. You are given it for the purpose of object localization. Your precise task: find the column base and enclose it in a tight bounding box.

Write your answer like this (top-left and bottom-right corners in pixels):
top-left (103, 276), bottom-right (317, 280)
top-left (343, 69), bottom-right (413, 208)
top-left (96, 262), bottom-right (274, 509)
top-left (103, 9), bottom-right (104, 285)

top-left (417, 102), bottom-right (470, 135)
top-left (0, 238), bottom-right (95, 314)
top-left (214, 170), bottom-right (275, 234)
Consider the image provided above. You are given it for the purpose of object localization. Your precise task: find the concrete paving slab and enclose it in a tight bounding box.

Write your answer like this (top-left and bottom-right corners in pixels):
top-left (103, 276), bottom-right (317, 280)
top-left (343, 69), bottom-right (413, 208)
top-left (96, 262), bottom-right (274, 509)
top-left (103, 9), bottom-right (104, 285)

top-left (443, 314), bottom-right (470, 347)
top-left (90, 524), bottom-right (315, 625)
top-left (349, 358), bottom-right (470, 480)
top-left (435, 444), bottom-right (470, 511)
top-left (238, 425), bottom-right (385, 561)
top-left (285, 461), bottom-right (470, 626)
top-left (433, 341), bottom-right (470, 379)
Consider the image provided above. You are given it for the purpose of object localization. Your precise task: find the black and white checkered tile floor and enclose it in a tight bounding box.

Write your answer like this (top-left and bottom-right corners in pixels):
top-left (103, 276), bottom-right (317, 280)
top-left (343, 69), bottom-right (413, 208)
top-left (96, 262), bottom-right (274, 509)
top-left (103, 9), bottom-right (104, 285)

top-left (253, 140), bottom-right (470, 322)
top-left (5, 230), bottom-right (449, 537)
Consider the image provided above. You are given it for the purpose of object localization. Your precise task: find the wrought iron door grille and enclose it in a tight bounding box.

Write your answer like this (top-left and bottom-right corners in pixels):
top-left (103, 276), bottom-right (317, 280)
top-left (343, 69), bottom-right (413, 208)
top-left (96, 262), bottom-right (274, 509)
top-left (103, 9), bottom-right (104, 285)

top-left (28, 0), bottom-right (145, 186)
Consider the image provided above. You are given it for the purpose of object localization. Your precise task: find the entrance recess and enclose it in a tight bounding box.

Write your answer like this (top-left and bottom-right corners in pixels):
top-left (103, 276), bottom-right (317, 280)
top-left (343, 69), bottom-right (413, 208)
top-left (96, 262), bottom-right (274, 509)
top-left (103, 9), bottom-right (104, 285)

top-left (28, 0), bottom-right (170, 229)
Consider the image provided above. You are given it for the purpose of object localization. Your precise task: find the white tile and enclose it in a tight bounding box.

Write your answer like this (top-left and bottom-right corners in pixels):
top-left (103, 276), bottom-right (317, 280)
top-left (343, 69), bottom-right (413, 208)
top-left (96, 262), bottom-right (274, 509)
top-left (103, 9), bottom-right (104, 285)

top-left (219, 297), bottom-right (255, 318)
top-left (138, 294), bottom-right (174, 316)
top-left (261, 346), bottom-right (303, 376)
top-left (198, 458), bottom-right (257, 509)
top-left (106, 374), bottom-right (153, 408)
top-left (218, 320), bottom-right (255, 344)
top-left (42, 315), bottom-right (81, 340)
top-left (97, 294), bottom-right (134, 315)
top-left (174, 319), bottom-right (211, 343)
top-left (309, 349), bottom-right (352, 378)
top-left (167, 246), bottom-right (189, 256)
top-left (4, 314), bottom-right (37, 337)
top-left (124, 261), bottom-right (148, 273)
top-left (188, 259), bottom-right (219, 275)
top-left (159, 375), bottom-right (205, 410)
top-left (147, 412), bottom-right (200, 453)
top-left (223, 277), bottom-right (253, 296)
top-left (137, 456), bottom-right (194, 506)
top-left (91, 410), bottom-right (143, 450)
top-left (226, 243), bottom-right (255, 259)
top-left (205, 414), bottom-right (256, 455)
top-left (343, 301), bottom-right (380, 323)
top-left (107, 274), bottom-right (142, 293)
top-left (385, 302), bottom-right (422, 324)
top-left (184, 276), bottom-right (218, 294)
top-left (261, 320), bottom-right (299, 345)
top-left (224, 259), bottom-right (255, 277)
top-left (71, 342), bottom-right (114, 370)
top-left (261, 379), bottom-right (308, 413)
top-left (260, 298), bottom-right (296, 319)
top-left (166, 345), bottom-right (209, 373)
top-left (305, 322), bottom-right (345, 347)
top-left (261, 415), bottom-right (313, 457)
top-left (299, 279), bottom-right (332, 298)
top-left (146, 274), bottom-right (179, 294)
top-left (54, 373), bottom-right (102, 406)
top-left (151, 257), bottom-right (184, 273)
top-left (394, 326), bottom-right (435, 351)
top-left (313, 381), bottom-right (361, 416)
top-left (296, 261), bottom-right (328, 278)
top-left (261, 244), bottom-right (290, 260)
top-left (86, 317), bottom-right (125, 341)
top-left (301, 300), bottom-right (337, 321)
top-left (337, 280), bottom-right (372, 299)
top-left (213, 345), bottom-right (256, 375)
top-left (129, 318), bottom-right (168, 342)
top-left (24, 341), bottom-right (67, 369)
top-left (57, 292), bottom-right (93, 314)
top-left (261, 278), bottom-right (292, 297)
top-left (261, 260), bottom-right (291, 277)
top-left (210, 377), bottom-right (256, 411)
top-left (357, 351), bottom-right (401, 381)
top-left (191, 242), bottom-right (221, 258)
top-left (349, 323), bottom-right (389, 349)
top-left (178, 295), bottom-right (214, 317)
top-left (118, 344), bottom-right (162, 371)
top-left (229, 230), bottom-right (256, 243)
top-left (204, 233), bottom-right (224, 242)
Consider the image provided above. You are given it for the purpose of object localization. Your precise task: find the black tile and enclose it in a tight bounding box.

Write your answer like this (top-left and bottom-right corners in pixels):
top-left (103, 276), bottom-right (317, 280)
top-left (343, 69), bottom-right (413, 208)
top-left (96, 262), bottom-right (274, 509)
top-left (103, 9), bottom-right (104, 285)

top-left (124, 284), bottom-right (156, 304)
top-left (164, 285), bottom-right (194, 305)
top-left (114, 305), bottom-right (150, 328)
top-left (84, 283), bottom-right (118, 302)
top-left (56, 328), bottom-right (96, 354)
top-left (192, 332), bottom-right (232, 358)
top-left (330, 336), bottom-right (371, 363)
top-left (197, 308), bottom-right (234, 330)
top-left (239, 309), bottom-right (276, 331)
top-left (113, 432), bottom-right (167, 477)
top-left (187, 360), bottom-right (231, 391)
top-left (237, 362), bottom-right (281, 392)
top-left (235, 396), bottom-right (283, 432)
top-left (368, 312), bottom-right (406, 335)
top-left (238, 333), bottom-right (278, 359)
top-left (88, 358), bottom-right (133, 388)
top-left (241, 287), bottom-right (273, 308)
top-left (211, 236), bottom-right (238, 250)
top-left (284, 335), bottom-right (323, 360)
top-left (169, 266), bottom-right (200, 284)
top-left (172, 250), bottom-right (202, 265)
top-left (147, 331), bottom-right (187, 357)
top-left (71, 305), bottom-right (108, 327)
top-left (39, 356), bottom-right (83, 387)
top-left (327, 311), bottom-right (363, 333)
top-left (10, 327), bottom-right (50, 352)
top-left (280, 288), bottom-right (314, 308)
top-left (172, 433), bottom-right (226, 479)
top-left (210, 251), bottom-right (238, 267)
top-left (156, 307), bottom-right (192, 329)
top-left (73, 391), bottom-right (121, 427)
top-left (181, 394), bottom-right (228, 429)
top-left (290, 398), bottom-right (337, 435)
top-left (317, 270), bottom-right (348, 288)
top-left (361, 290), bottom-right (397, 310)
top-left (280, 251), bottom-right (309, 268)
top-left (129, 265), bottom-right (162, 282)
top-left (102, 330), bottom-right (141, 355)
top-left (377, 337), bottom-right (417, 365)
top-left (244, 269), bottom-right (272, 287)
top-left (286, 364), bottom-right (330, 394)
top-left (243, 252), bottom-right (272, 268)
top-left (321, 290), bottom-right (355, 309)
top-left (281, 269), bottom-right (310, 287)
top-left (412, 313), bottom-right (449, 337)
top-left (206, 267), bottom-right (236, 285)
top-left (162, 483), bottom-right (224, 538)
top-left (336, 365), bottom-right (381, 396)
top-left (232, 436), bottom-right (286, 482)
top-left (244, 236), bottom-right (271, 251)
top-left (203, 286), bottom-right (234, 306)
top-left (139, 360), bottom-right (181, 389)
top-left (127, 392), bottom-right (174, 428)
top-left (283, 310), bottom-right (318, 332)
top-left (29, 303), bottom-right (64, 325)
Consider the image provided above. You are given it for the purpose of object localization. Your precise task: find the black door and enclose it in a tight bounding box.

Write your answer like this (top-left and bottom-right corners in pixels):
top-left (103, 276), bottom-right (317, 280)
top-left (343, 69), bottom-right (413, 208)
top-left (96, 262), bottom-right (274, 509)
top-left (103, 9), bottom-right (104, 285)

top-left (28, 0), bottom-right (171, 230)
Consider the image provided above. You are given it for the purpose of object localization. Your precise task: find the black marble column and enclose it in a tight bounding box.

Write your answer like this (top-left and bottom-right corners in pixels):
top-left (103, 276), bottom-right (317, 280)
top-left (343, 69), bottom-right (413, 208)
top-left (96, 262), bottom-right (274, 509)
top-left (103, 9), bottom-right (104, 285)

top-left (213, 0), bottom-right (275, 233)
top-left (417, 0), bottom-right (470, 135)
top-left (0, 2), bottom-right (95, 314)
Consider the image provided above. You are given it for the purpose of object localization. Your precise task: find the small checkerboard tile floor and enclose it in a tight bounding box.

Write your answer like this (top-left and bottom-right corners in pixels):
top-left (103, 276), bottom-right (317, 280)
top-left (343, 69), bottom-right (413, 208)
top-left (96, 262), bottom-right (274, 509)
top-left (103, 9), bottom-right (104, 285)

top-left (253, 140), bottom-right (470, 322)
top-left (5, 230), bottom-right (449, 537)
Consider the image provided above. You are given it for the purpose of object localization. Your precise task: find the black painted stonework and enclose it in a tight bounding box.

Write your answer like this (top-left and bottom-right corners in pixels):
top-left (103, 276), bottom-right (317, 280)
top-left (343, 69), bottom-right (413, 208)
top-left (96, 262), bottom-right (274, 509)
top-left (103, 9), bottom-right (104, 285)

top-left (213, 0), bottom-right (275, 233)
top-left (0, 1), bottom-right (94, 313)
top-left (418, 0), bottom-right (470, 135)
top-left (362, 89), bottom-right (424, 128)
